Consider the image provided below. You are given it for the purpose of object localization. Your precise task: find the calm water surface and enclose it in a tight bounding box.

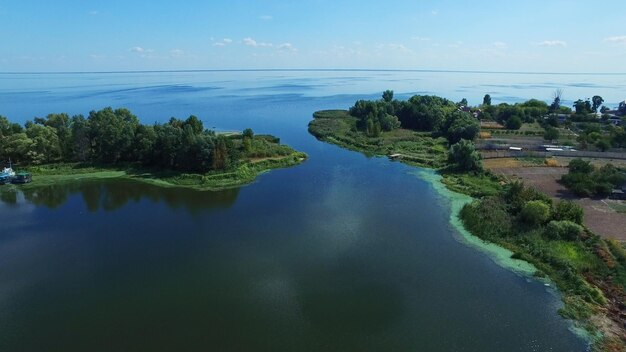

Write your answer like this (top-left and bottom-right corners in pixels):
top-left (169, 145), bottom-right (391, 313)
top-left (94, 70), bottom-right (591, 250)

top-left (0, 70), bottom-right (607, 351)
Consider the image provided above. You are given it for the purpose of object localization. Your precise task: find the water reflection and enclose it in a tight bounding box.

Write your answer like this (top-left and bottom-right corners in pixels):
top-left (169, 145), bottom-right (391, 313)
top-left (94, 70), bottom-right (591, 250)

top-left (0, 179), bottom-right (240, 213)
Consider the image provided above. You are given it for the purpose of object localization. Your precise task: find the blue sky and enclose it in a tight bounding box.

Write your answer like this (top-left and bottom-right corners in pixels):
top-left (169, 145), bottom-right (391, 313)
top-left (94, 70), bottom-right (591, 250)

top-left (1, 0), bottom-right (625, 72)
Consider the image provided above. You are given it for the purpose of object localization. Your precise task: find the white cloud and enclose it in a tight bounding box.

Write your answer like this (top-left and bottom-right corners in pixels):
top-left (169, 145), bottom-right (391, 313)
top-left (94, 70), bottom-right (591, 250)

top-left (537, 40), bottom-right (567, 47)
top-left (277, 43), bottom-right (297, 52)
top-left (88, 10), bottom-right (99, 15)
top-left (243, 37), bottom-right (273, 47)
top-left (603, 35), bottom-right (626, 44)
top-left (243, 38), bottom-right (257, 46)
top-left (259, 15), bottom-right (273, 21)
top-left (89, 54), bottom-right (106, 59)
top-left (129, 46), bottom-right (155, 58)
top-left (130, 46), bottom-right (145, 53)
top-left (213, 38), bottom-right (233, 47)
top-left (431, 9), bottom-right (439, 15)
top-left (412, 36), bottom-right (431, 42)
top-left (492, 41), bottom-right (507, 49)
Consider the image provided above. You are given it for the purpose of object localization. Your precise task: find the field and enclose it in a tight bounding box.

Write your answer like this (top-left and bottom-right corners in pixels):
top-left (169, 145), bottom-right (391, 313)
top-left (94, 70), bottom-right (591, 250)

top-left (484, 157), bottom-right (626, 240)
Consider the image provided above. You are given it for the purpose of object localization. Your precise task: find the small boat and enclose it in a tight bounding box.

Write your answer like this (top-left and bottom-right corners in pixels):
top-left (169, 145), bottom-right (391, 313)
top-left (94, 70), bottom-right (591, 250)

top-left (1, 164), bottom-right (16, 177)
top-left (11, 172), bottom-right (32, 184)
top-left (0, 159), bottom-right (16, 184)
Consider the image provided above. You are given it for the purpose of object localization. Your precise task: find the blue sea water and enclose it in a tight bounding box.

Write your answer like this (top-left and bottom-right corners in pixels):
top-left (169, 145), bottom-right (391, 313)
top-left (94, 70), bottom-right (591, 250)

top-left (0, 70), bottom-right (606, 351)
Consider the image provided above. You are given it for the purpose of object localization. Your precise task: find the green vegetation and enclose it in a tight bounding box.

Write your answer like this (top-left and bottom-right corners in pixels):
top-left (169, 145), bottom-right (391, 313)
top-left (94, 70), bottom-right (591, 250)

top-left (460, 182), bottom-right (626, 349)
top-left (0, 108), bottom-right (306, 190)
top-left (561, 158), bottom-right (626, 197)
top-left (309, 91), bottom-right (626, 350)
top-left (309, 109), bottom-right (449, 168)
top-left (448, 139), bottom-right (482, 172)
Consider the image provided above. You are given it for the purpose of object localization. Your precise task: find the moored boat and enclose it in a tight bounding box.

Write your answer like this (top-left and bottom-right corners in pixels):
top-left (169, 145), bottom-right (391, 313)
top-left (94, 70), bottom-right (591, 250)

top-left (11, 172), bottom-right (32, 184)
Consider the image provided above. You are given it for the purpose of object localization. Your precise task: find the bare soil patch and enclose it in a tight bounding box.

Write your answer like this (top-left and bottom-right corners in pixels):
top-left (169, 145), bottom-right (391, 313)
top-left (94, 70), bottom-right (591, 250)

top-left (488, 163), bottom-right (626, 241)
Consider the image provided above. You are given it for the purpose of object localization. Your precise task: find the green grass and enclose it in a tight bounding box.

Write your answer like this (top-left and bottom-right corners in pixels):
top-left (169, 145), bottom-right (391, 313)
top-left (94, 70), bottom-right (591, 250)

top-left (309, 110), bottom-right (449, 169)
top-left (440, 172), bottom-right (502, 197)
top-left (9, 152), bottom-right (307, 192)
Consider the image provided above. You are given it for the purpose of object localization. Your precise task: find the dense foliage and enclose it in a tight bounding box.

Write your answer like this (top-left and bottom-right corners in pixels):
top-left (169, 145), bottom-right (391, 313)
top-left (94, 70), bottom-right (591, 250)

top-left (460, 182), bottom-right (626, 335)
top-left (448, 139), bottom-right (482, 171)
top-left (561, 159), bottom-right (626, 197)
top-left (349, 91), bottom-right (479, 143)
top-left (0, 108), bottom-right (293, 173)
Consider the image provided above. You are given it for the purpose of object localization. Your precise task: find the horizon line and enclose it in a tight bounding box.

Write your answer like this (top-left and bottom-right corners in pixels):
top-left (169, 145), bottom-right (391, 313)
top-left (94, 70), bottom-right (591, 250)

top-left (1, 68), bottom-right (626, 76)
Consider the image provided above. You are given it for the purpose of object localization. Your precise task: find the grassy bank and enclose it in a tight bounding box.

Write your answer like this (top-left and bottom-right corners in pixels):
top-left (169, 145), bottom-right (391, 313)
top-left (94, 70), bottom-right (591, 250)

top-left (7, 152), bottom-right (307, 191)
top-left (309, 110), bottom-right (449, 168)
top-left (309, 109), bottom-right (626, 351)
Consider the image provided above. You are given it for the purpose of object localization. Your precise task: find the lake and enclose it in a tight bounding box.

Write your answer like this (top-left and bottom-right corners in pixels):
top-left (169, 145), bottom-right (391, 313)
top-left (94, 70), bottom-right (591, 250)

top-left (1, 70), bottom-right (612, 351)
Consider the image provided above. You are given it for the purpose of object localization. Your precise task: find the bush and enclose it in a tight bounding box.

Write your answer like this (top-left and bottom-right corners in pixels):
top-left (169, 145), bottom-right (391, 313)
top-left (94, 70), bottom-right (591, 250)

top-left (505, 116), bottom-right (523, 130)
top-left (448, 139), bottom-right (482, 171)
top-left (552, 200), bottom-right (584, 224)
top-left (460, 197), bottom-right (512, 240)
top-left (521, 200), bottom-right (551, 226)
top-left (545, 220), bottom-right (584, 241)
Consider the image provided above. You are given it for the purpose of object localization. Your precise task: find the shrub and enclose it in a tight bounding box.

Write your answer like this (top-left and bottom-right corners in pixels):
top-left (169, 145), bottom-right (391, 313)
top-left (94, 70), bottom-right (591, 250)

top-left (448, 139), bottom-right (483, 171)
top-left (460, 197), bottom-right (512, 240)
top-left (521, 200), bottom-right (551, 226)
top-left (505, 116), bottom-right (523, 130)
top-left (552, 200), bottom-right (584, 224)
top-left (545, 220), bottom-right (584, 241)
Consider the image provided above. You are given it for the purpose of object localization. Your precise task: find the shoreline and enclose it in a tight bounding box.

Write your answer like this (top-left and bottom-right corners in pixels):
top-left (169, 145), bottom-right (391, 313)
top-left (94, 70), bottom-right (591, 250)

top-left (309, 109), bottom-right (625, 351)
top-left (1, 153), bottom-right (307, 192)
top-left (414, 168), bottom-right (539, 276)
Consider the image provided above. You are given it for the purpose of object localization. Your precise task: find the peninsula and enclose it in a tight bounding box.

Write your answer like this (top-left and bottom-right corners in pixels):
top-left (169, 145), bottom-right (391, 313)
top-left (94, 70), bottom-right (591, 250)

top-left (0, 108), bottom-right (306, 191)
top-left (309, 91), bottom-right (626, 352)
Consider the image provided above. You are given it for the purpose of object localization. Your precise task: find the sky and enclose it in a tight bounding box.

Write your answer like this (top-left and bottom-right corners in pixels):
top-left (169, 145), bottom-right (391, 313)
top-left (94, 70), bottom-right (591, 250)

top-left (1, 0), bottom-right (625, 73)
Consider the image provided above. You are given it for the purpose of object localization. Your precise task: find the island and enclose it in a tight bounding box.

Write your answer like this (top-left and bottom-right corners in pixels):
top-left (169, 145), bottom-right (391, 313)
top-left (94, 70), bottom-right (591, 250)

top-left (0, 107), bottom-right (306, 191)
top-left (309, 91), bottom-right (626, 352)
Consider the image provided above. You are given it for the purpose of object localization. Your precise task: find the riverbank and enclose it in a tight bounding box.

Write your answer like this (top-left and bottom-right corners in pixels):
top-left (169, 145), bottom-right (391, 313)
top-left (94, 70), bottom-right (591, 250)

top-left (3, 152), bottom-right (307, 192)
top-left (309, 109), bottom-right (625, 351)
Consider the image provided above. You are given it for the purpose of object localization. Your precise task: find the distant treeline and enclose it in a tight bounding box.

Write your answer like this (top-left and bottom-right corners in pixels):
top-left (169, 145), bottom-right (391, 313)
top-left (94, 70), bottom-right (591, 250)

top-left (348, 90), bottom-right (626, 150)
top-left (0, 108), bottom-right (292, 172)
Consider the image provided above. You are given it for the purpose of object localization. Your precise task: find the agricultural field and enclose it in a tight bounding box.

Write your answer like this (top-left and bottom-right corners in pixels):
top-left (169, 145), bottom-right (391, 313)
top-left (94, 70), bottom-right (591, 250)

top-left (485, 157), bottom-right (626, 240)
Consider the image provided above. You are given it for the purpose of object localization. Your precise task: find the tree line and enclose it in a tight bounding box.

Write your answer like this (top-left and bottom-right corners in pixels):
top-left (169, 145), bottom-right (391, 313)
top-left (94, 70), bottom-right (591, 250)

top-left (0, 108), bottom-right (283, 173)
top-left (349, 90), bottom-right (479, 144)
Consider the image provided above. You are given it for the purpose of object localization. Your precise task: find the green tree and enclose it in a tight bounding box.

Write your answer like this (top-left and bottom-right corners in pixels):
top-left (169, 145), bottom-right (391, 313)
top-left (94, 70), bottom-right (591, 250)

top-left (505, 116), bottom-right (523, 130)
top-left (591, 95), bottom-right (604, 113)
top-left (521, 200), bottom-right (551, 226)
top-left (71, 115), bottom-right (91, 161)
top-left (184, 115), bottom-right (204, 134)
top-left (43, 113), bottom-right (72, 159)
top-left (2, 133), bottom-right (33, 163)
top-left (445, 111), bottom-right (479, 143)
top-left (382, 90), bottom-right (394, 103)
top-left (595, 138), bottom-right (611, 152)
top-left (242, 128), bottom-right (254, 139)
top-left (25, 124), bottom-right (61, 164)
top-left (448, 139), bottom-right (482, 171)
top-left (483, 94), bottom-right (491, 106)
top-left (379, 113), bottom-right (400, 131)
top-left (568, 158), bottom-right (593, 174)
top-left (573, 99), bottom-right (592, 115)
top-left (550, 89), bottom-right (562, 112)
top-left (88, 107), bottom-right (138, 163)
top-left (544, 127), bottom-right (559, 141)
top-left (132, 125), bottom-right (157, 162)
